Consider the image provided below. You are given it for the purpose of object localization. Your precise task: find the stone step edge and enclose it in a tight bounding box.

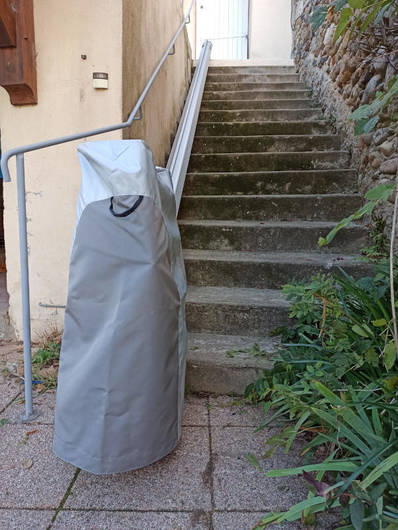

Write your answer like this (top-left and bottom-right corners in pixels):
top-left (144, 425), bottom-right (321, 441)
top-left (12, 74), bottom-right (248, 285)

top-left (202, 98), bottom-right (311, 102)
top-left (199, 108), bottom-right (322, 114)
top-left (186, 332), bottom-right (277, 395)
top-left (186, 285), bottom-right (289, 308)
top-left (197, 120), bottom-right (329, 127)
top-left (193, 134), bottom-right (338, 140)
top-left (183, 249), bottom-right (363, 265)
top-left (188, 150), bottom-right (349, 159)
top-left (182, 192), bottom-right (359, 199)
top-left (178, 219), bottom-right (365, 228)
top-left (185, 169), bottom-right (356, 176)
top-left (206, 72), bottom-right (299, 76)
top-left (205, 82), bottom-right (306, 86)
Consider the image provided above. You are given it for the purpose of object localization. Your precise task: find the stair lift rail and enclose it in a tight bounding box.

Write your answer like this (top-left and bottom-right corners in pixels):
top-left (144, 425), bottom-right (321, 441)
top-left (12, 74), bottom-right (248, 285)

top-left (0, 0), bottom-right (212, 421)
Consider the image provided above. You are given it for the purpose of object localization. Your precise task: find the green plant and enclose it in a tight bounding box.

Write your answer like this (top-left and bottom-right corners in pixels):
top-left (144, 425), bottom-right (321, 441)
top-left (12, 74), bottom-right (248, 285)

top-left (349, 76), bottom-right (398, 135)
top-left (311, 1), bottom-right (398, 36)
top-left (310, 1), bottom-right (398, 135)
top-left (361, 214), bottom-right (388, 260)
top-left (32, 339), bottom-right (61, 390)
top-left (33, 341), bottom-right (60, 367)
top-left (318, 183), bottom-right (395, 249)
top-left (246, 266), bottom-right (398, 529)
top-left (252, 381), bottom-right (398, 529)
top-left (226, 343), bottom-right (268, 359)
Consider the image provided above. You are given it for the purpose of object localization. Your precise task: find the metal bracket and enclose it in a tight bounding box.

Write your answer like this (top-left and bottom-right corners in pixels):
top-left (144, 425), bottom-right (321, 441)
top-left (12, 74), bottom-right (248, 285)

top-left (133, 106), bottom-right (143, 121)
top-left (185, 15), bottom-right (190, 24)
top-left (39, 302), bottom-right (66, 309)
top-left (168, 44), bottom-right (176, 56)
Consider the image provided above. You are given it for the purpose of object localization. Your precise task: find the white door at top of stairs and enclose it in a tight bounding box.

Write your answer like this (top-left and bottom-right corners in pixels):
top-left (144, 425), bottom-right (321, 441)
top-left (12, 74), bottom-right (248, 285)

top-left (196, 0), bottom-right (249, 60)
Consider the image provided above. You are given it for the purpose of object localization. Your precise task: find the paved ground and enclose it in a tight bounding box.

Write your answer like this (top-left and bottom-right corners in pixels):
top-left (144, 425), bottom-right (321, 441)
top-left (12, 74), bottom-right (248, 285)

top-left (0, 343), bottom-right (337, 530)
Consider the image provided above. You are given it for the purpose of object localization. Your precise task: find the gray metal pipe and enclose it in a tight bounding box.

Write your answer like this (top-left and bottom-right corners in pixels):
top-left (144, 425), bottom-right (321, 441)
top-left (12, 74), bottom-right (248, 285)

top-left (16, 154), bottom-right (38, 421)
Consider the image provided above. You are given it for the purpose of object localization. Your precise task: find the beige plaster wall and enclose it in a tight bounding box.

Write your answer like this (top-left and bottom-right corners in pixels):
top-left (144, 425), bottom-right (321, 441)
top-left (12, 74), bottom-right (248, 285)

top-left (0, 0), bottom-right (191, 338)
top-left (122, 0), bottom-right (192, 165)
top-left (249, 0), bottom-right (293, 62)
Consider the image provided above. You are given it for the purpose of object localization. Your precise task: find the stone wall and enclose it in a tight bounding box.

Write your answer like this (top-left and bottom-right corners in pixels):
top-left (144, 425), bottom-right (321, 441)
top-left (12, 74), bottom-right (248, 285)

top-left (292, 0), bottom-right (398, 236)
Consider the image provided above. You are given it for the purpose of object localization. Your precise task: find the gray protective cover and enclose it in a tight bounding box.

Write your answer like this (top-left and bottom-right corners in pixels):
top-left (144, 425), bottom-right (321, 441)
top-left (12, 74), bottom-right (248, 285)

top-left (53, 140), bottom-right (187, 475)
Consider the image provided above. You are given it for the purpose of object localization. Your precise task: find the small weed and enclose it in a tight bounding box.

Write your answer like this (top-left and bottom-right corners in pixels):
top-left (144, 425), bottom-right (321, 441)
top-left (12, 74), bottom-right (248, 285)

top-left (0, 418), bottom-right (10, 427)
top-left (361, 214), bottom-right (388, 259)
top-left (33, 341), bottom-right (60, 367)
top-left (32, 329), bottom-right (62, 391)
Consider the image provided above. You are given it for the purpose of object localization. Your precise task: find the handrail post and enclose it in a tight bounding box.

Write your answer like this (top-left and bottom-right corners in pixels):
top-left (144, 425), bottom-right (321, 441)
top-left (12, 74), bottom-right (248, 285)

top-left (16, 154), bottom-right (37, 421)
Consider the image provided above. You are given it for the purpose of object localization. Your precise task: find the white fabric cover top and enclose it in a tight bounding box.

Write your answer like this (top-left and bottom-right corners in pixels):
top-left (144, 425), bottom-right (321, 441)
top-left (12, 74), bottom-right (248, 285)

top-left (53, 140), bottom-right (187, 474)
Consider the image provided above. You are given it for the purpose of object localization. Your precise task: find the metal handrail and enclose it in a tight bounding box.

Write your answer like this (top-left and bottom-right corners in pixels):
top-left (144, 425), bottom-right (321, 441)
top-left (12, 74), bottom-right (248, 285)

top-left (168, 41), bottom-right (212, 210)
top-left (0, 0), bottom-right (211, 421)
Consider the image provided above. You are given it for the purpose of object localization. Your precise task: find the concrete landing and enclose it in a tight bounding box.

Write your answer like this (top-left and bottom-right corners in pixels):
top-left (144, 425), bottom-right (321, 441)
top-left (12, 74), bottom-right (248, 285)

top-left (0, 339), bottom-right (330, 530)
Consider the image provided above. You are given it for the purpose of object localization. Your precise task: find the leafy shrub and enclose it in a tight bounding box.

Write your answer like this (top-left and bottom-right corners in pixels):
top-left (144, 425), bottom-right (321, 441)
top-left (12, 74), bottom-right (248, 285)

top-left (246, 265), bottom-right (398, 529)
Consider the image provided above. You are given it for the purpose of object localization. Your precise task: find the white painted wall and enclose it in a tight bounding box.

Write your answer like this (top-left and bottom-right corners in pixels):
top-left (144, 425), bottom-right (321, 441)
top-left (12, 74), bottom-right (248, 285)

top-left (249, 0), bottom-right (293, 62)
top-left (195, 0), bottom-right (249, 60)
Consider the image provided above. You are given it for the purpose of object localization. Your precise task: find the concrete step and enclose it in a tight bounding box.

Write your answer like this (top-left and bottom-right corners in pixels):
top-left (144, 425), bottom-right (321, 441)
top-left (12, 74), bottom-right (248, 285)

top-left (179, 193), bottom-right (361, 222)
top-left (188, 151), bottom-right (350, 172)
top-left (186, 332), bottom-right (276, 394)
top-left (178, 219), bottom-right (367, 253)
top-left (205, 82), bottom-right (306, 91)
top-left (184, 169), bottom-right (357, 195)
top-left (183, 250), bottom-right (370, 289)
top-left (192, 135), bottom-right (340, 154)
top-left (195, 121), bottom-right (330, 136)
top-left (201, 99), bottom-right (315, 110)
top-left (206, 73), bottom-right (300, 83)
top-left (205, 66), bottom-right (297, 74)
top-left (203, 89), bottom-right (311, 100)
top-left (199, 109), bottom-right (323, 122)
top-left (186, 286), bottom-right (289, 336)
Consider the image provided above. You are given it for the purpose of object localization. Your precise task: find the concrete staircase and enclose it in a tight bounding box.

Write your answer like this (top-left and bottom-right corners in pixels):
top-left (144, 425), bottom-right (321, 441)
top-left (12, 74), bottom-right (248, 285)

top-left (180, 65), bottom-right (367, 395)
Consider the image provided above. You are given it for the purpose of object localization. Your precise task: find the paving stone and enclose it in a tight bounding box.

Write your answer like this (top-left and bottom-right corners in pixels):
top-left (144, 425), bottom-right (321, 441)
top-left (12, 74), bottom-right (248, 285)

top-left (0, 425), bottom-right (76, 509)
top-left (212, 427), bottom-right (306, 511)
top-left (53, 509), bottom-right (211, 529)
top-left (0, 509), bottom-right (55, 530)
top-left (0, 390), bottom-right (55, 424)
top-left (213, 512), bottom-right (301, 530)
top-left (0, 343), bottom-right (23, 377)
top-left (182, 395), bottom-right (209, 426)
top-left (2, 392), bottom-right (203, 426)
top-left (65, 427), bottom-right (212, 511)
top-left (0, 380), bottom-right (22, 412)
top-left (209, 396), bottom-right (265, 427)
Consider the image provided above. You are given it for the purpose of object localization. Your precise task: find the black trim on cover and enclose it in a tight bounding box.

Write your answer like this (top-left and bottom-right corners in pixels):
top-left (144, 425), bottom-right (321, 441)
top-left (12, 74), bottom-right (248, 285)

top-left (109, 195), bottom-right (144, 218)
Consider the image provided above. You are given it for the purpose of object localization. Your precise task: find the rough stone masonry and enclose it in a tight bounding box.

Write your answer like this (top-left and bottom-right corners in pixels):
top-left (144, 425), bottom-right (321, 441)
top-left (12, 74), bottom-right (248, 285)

top-left (292, 0), bottom-right (398, 237)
